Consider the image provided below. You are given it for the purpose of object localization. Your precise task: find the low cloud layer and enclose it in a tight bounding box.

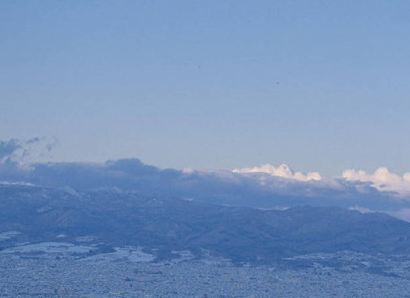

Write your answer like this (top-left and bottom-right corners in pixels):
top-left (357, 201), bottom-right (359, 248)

top-left (0, 137), bottom-right (57, 162)
top-left (1, 157), bottom-right (410, 220)
top-left (235, 163), bottom-right (410, 198)
top-left (343, 167), bottom-right (410, 194)
top-left (233, 164), bottom-right (321, 181)
top-left (1, 138), bottom-right (410, 221)
top-left (0, 139), bottom-right (22, 161)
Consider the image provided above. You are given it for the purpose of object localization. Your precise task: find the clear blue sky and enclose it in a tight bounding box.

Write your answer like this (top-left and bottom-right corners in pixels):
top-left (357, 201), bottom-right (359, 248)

top-left (1, 0), bottom-right (410, 175)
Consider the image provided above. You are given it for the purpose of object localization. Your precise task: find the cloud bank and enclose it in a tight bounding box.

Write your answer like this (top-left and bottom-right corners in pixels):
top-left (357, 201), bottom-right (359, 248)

top-left (1, 138), bottom-right (410, 221)
top-left (0, 137), bottom-right (57, 163)
top-left (1, 158), bottom-right (410, 219)
top-left (343, 167), bottom-right (410, 194)
top-left (235, 163), bottom-right (410, 198)
top-left (0, 139), bottom-right (22, 161)
top-left (233, 164), bottom-right (321, 181)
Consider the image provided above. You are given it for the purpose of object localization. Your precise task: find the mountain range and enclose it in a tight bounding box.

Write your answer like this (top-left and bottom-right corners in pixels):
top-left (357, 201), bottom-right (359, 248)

top-left (1, 184), bottom-right (410, 263)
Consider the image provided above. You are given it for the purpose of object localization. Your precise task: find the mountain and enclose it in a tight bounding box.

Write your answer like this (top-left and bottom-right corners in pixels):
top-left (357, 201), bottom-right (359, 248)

top-left (1, 184), bottom-right (410, 263)
top-left (2, 158), bottom-right (409, 214)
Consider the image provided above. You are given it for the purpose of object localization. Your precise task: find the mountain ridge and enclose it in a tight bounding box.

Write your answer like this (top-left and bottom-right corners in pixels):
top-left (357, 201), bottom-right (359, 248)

top-left (1, 184), bottom-right (410, 263)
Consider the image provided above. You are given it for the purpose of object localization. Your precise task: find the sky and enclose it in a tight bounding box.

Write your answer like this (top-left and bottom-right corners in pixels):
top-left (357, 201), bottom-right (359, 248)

top-left (1, 0), bottom-right (410, 176)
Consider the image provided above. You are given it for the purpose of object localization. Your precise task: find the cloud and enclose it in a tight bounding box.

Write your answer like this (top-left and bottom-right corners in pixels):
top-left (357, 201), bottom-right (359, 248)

top-left (1, 141), bottom-right (410, 222)
top-left (0, 157), bottom-right (407, 212)
top-left (0, 137), bottom-right (58, 163)
top-left (233, 164), bottom-right (321, 181)
top-left (26, 137), bottom-right (41, 145)
top-left (0, 139), bottom-right (22, 161)
top-left (343, 167), bottom-right (410, 195)
top-left (45, 137), bottom-right (59, 152)
top-left (348, 205), bottom-right (377, 214)
top-left (234, 164), bottom-right (410, 198)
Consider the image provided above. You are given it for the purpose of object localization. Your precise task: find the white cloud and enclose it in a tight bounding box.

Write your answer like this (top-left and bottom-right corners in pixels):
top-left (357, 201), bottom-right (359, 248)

top-left (234, 163), bottom-right (410, 196)
top-left (348, 205), bottom-right (377, 214)
top-left (233, 164), bottom-right (322, 182)
top-left (182, 168), bottom-right (195, 174)
top-left (0, 181), bottom-right (34, 186)
top-left (343, 167), bottom-right (410, 194)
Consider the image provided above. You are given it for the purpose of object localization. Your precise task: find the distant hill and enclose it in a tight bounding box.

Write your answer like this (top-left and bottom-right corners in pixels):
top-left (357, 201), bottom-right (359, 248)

top-left (1, 184), bottom-right (410, 263)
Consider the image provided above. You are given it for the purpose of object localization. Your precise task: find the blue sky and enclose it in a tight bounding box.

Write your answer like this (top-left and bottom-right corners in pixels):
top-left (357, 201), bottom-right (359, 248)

top-left (1, 0), bottom-right (410, 175)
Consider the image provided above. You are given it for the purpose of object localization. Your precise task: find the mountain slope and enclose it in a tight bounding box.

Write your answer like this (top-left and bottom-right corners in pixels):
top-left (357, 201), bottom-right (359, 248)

top-left (1, 184), bottom-right (410, 263)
